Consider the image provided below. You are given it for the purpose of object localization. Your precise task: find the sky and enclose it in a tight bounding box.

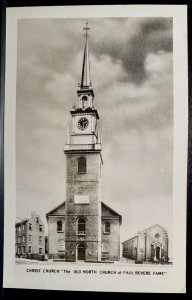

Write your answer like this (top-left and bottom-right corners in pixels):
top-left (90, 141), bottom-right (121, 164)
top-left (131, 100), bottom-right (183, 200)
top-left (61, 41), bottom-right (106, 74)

top-left (16, 17), bottom-right (173, 256)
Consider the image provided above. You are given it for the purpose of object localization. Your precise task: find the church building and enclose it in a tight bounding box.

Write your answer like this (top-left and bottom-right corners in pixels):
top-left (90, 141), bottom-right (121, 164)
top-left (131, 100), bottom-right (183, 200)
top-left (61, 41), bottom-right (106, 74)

top-left (122, 224), bottom-right (169, 262)
top-left (47, 23), bottom-right (122, 262)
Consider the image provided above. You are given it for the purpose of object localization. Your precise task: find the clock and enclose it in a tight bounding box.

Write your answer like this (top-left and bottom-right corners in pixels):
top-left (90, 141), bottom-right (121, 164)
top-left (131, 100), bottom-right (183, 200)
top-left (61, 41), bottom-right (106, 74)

top-left (77, 117), bottom-right (89, 130)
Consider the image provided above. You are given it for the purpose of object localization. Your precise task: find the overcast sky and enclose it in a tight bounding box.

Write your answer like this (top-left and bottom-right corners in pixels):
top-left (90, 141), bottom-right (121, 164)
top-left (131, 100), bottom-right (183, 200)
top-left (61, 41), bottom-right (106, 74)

top-left (16, 17), bottom-right (173, 255)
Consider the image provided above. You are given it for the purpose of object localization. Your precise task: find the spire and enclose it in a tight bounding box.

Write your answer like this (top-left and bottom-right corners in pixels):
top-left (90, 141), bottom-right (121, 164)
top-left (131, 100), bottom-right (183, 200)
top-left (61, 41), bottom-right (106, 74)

top-left (81, 21), bottom-right (91, 88)
top-left (76, 21), bottom-right (95, 111)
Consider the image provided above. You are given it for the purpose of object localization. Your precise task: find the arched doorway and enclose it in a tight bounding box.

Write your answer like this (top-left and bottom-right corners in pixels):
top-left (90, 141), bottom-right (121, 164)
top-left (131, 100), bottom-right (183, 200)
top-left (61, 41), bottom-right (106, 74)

top-left (151, 242), bottom-right (162, 261)
top-left (77, 243), bottom-right (86, 261)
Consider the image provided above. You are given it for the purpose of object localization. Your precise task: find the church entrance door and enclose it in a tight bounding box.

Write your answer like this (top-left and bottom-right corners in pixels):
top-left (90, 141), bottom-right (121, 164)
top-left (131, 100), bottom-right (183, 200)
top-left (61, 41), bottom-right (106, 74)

top-left (156, 246), bottom-right (160, 260)
top-left (77, 243), bottom-right (86, 261)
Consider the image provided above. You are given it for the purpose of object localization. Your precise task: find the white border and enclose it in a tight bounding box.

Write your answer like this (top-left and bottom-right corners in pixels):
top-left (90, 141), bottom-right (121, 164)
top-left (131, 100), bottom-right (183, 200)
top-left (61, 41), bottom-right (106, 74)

top-left (3, 5), bottom-right (188, 293)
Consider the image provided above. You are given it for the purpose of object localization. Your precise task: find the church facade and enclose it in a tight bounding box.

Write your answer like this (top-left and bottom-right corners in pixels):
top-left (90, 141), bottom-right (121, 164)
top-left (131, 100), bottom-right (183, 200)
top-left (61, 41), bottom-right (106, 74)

top-left (122, 224), bottom-right (169, 262)
top-left (46, 24), bottom-right (122, 262)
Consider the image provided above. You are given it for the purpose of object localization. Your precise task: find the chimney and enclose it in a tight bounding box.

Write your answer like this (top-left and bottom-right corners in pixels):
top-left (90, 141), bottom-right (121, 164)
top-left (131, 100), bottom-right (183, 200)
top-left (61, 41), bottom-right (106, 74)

top-left (31, 211), bottom-right (36, 218)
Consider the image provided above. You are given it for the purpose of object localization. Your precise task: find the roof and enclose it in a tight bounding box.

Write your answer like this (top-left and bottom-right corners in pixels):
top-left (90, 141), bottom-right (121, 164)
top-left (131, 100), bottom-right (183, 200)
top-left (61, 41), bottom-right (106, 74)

top-left (46, 201), bottom-right (65, 217)
top-left (144, 224), bottom-right (168, 234)
top-left (122, 224), bottom-right (168, 244)
top-left (15, 217), bottom-right (24, 224)
top-left (46, 201), bottom-right (122, 224)
top-left (15, 218), bottom-right (28, 226)
top-left (122, 235), bottom-right (138, 244)
top-left (101, 202), bottom-right (122, 224)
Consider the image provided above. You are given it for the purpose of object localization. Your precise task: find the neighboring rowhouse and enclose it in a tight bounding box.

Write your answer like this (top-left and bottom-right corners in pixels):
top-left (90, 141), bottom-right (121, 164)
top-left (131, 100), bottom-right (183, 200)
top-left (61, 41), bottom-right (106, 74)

top-left (122, 224), bottom-right (169, 262)
top-left (15, 211), bottom-right (45, 260)
top-left (46, 24), bottom-right (122, 262)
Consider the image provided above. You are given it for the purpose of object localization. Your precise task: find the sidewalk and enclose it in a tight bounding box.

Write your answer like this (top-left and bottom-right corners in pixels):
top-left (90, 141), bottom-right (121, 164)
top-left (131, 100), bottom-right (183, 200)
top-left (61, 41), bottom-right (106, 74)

top-left (15, 257), bottom-right (172, 266)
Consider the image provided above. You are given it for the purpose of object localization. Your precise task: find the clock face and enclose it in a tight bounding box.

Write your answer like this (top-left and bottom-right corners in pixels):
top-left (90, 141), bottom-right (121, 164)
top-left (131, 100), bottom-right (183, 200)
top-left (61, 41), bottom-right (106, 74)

top-left (77, 117), bottom-right (89, 130)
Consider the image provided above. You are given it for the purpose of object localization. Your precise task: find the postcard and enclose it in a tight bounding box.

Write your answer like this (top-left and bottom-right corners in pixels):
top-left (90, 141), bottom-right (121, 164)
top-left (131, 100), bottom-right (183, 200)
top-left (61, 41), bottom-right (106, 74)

top-left (3, 5), bottom-right (188, 293)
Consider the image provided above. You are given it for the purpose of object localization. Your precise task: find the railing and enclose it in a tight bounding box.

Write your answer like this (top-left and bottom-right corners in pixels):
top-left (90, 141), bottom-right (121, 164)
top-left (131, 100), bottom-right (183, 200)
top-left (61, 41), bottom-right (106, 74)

top-left (77, 231), bottom-right (86, 236)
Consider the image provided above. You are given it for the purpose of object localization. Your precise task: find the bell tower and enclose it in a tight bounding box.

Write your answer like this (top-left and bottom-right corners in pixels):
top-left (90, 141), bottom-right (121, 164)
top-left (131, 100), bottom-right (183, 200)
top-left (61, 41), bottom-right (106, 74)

top-left (64, 22), bottom-right (102, 262)
top-left (69, 22), bottom-right (99, 147)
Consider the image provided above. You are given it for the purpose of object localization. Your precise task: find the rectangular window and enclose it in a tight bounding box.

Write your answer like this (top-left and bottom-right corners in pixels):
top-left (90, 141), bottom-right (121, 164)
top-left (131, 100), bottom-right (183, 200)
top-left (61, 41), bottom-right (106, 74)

top-left (39, 236), bottom-right (42, 243)
top-left (18, 246), bottom-right (20, 254)
top-left (22, 246), bottom-right (25, 254)
top-left (22, 224), bottom-right (25, 230)
top-left (36, 217), bottom-right (39, 223)
top-left (28, 246), bottom-right (32, 254)
top-left (74, 195), bottom-right (89, 204)
top-left (22, 235), bottom-right (25, 242)
top-left (57, 221), bottom-right (63, 232)
top-left (102, 242), bottom-right (109, 253)
top-left (18, 236), bottom-right (21, 243)
top-left (39, 225), bottom-right (43, 232)
top-left (29, 223), bottom-right (32, 230)
top-left (104, 222), bottom-right (110, 234)
top-left (29, 235), bottom-right (32, 242)
top-left (18, 226), bottom-right (21, 231)
top-left (78, 157), bottom-right (86, 174)
top-left (39, 248), bottom-right (43, 254)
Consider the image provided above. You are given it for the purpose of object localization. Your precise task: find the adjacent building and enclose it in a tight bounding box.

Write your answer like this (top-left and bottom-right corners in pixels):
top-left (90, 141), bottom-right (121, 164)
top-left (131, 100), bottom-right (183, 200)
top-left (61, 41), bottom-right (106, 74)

top-left (15, 211), bottom-right (45, 260)
top-left (122, 224), bottom-right (169, 262)
top-left (47, 24), bottom-right (122, 262)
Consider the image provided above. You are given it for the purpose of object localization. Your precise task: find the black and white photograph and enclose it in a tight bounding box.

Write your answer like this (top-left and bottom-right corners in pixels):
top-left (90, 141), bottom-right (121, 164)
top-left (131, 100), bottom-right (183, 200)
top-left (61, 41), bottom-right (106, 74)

top-left (3, 5), bottom-right (187, 293)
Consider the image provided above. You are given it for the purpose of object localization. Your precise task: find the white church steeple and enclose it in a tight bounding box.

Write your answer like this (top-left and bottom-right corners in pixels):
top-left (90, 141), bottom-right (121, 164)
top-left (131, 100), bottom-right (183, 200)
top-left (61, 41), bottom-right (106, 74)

top-left (81, 21), bottom-right (91, 88)
top-left (77, 21), bottom-right (95, 110)
top-left (64, 22), bottom-right (100, 149)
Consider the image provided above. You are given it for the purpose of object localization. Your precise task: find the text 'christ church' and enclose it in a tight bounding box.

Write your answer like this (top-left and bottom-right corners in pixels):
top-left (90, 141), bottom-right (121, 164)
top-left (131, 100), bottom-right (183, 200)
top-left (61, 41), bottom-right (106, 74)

top-left (46, 23), bottom-right (122, 262)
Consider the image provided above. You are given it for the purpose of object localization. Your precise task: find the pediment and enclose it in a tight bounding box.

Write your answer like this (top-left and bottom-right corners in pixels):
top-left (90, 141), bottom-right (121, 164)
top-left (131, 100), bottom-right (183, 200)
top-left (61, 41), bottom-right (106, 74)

top-left (152, 241), bottom-right (163, 247)
top-left (101, 202), bottom-right (122, 224)
top-left (46, 201), bottom-right (65, 216)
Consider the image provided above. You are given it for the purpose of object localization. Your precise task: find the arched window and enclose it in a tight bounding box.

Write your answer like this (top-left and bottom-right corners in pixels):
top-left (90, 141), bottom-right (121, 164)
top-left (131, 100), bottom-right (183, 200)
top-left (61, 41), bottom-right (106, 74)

top-left (78, 157), bottom-right (86, 174)
top-left (57, 220), bottom-right (63, 232)
top-left (104, 222), bottom-right (110, 234)
top-left (77, 218), bottom-right (86, 235)
top-left (102, 242), bottom-right (109, 253)
top-left (82, 96), bottom-right (88, 109)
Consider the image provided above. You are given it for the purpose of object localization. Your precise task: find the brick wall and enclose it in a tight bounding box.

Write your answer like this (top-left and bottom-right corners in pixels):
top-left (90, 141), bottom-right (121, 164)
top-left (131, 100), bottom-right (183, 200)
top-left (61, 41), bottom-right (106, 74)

top-left (47, 150), bottom-right (121, 262)
top-left (15, 212), bottom-right (45, 259)
top-left (122, 236), bottom-right (138, 259)
top-left (101, 217), bottom-right (120, 260)
top-left (48, 216), bottom-right (65, 256)
top-left (65, 151), bottom-right (102, 261)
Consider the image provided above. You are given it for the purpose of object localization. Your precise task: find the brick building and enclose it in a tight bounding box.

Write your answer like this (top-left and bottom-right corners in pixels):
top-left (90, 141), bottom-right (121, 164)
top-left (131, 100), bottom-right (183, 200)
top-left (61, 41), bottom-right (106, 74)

top-left (47, 24), bottom-right (122, 262)
top-left (122, 224), bottom-right (169, 262)
top-left (15, 211), bottom-right (45, 260)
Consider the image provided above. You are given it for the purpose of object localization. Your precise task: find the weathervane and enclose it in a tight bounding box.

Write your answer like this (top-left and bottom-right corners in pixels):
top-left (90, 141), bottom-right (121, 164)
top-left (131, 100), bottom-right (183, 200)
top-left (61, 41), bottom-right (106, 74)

top-left (83, 21), bottom-right (90, 38)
